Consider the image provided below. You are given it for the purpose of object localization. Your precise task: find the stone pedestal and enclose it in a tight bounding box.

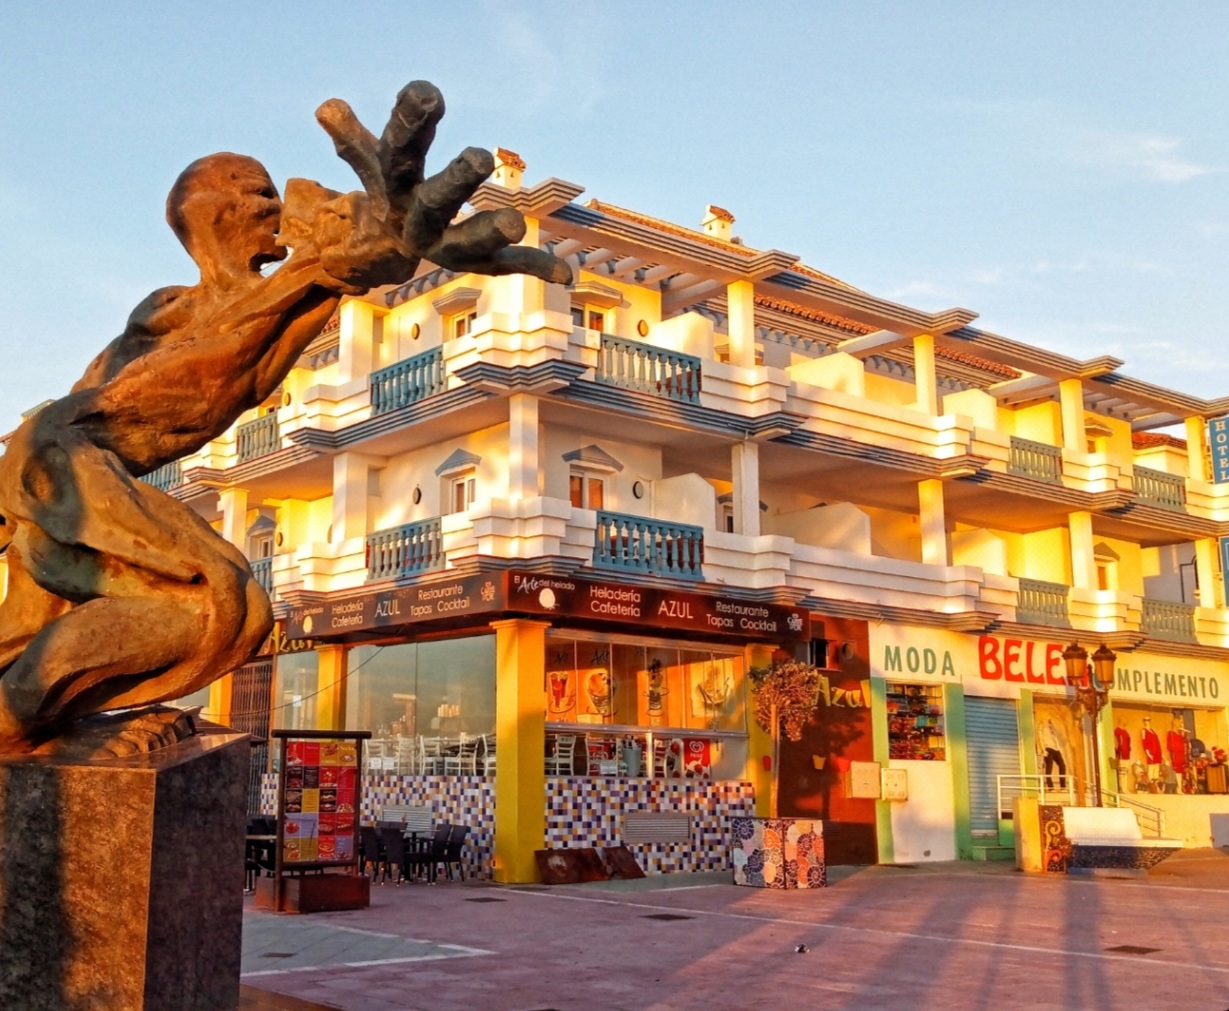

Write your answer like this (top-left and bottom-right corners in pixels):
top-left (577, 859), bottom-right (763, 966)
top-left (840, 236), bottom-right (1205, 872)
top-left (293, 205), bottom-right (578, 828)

top-left (731, 816), bottom-right (825, 888)
top-left (0, 729), bottom-right (249, 1011)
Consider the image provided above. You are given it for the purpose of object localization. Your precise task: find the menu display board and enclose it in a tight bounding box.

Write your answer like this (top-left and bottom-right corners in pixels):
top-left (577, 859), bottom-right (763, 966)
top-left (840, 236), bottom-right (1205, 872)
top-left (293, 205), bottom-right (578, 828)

top-left (282, 739), bottom-right (359, 865)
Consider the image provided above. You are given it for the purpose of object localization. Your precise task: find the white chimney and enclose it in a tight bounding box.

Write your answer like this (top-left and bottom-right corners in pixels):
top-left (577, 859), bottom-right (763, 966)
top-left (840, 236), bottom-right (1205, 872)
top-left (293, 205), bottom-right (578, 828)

top-left (701, 205), bottom-right (735, 241)
top-left (492, 147), bottom-right (525, 190)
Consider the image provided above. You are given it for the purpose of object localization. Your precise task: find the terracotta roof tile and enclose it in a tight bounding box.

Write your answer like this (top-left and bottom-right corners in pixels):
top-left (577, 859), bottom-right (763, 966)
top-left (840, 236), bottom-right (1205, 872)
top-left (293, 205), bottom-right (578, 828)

top-left (753, 295), bottom-right (873, 336)
top-left (1132, 432), bottom-right (1187, 449)
top-left (934, 347), bottom-right (1021, 380)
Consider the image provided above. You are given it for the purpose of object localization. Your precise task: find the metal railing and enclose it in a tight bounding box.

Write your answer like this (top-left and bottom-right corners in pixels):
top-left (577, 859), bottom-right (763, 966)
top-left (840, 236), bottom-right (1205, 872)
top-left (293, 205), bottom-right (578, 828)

top-left (236, 412), bottom-right (280, 463)
top-left (366, 519), bottom-right (444, 580)
top-left (1140, 598), bottom-right (1197, 642)
top-left (1016, 578), bottom-right (1072, 627)
top-left (1102, 791), bottom-right (1166, 838)
top-left (142, 459), bottom-right (183, 492)
top-left (370, 348), bottom-right (445, 415)
top-left (1132, 466), bottom-right (1187, 510)
top-left (596, 334), bottom-right (701, 404)
top-left (593, 511), bottom-right (704, 580)
top-left (249, 557), bottom-right (273, 595)
top-left (1008, 436), bottom-right (1063, 484)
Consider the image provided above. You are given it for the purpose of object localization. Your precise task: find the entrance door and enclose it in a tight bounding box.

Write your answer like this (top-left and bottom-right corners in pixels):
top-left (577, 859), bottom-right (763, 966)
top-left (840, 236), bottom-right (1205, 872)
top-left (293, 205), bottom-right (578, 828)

top-left (965, 697), bottom-right (1021, 843)
top-left (231, 660), bottom-right (274, 815)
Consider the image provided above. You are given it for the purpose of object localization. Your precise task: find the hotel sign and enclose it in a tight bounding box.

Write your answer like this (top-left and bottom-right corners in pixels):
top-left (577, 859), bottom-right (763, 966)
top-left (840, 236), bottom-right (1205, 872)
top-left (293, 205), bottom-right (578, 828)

top-left (1209, 417), bottom-right (1229, 483)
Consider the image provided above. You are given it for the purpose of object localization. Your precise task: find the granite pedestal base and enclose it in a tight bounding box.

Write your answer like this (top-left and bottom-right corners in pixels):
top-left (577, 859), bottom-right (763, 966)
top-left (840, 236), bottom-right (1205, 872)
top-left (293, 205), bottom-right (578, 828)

top-left (255, 872), bottom-right (370, 913)
top-left (0, 729), bottom-right (249, 1011)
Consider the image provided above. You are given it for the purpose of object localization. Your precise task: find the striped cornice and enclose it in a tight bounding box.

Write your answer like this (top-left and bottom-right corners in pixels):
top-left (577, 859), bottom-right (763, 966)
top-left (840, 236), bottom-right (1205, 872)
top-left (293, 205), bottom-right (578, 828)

top-left (804, 596), bottom-right (999, 632)
top-left (469, 177), bottom-right (587, 217)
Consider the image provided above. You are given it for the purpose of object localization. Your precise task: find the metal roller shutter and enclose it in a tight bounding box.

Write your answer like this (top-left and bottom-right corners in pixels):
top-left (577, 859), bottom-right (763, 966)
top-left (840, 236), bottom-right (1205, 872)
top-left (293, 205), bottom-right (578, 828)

top-left (965, 697), bottom-right (1021, 837)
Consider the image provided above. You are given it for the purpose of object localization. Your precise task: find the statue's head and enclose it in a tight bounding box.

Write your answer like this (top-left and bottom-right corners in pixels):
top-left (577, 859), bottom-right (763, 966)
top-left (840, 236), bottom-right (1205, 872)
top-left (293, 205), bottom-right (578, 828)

top-left (166, 153), bottom-right (287, 279)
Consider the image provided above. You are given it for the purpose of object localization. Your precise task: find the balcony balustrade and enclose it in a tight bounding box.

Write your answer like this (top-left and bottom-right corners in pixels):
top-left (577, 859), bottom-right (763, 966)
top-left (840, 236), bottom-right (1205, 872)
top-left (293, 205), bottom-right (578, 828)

top-left (593, 510), bottom-right (704, 580)
top-left (1016, 578), bottom-right (1071, 627)
top-left (370, 348), bottom-right (445, 415)
top-left (366, 519), bottom-right (444, 580)
top-left (250, 556), bottom-right (273, 595)
top-left (1132, 466), bottom-right (1186, 510)
top-left (1140, 598), bottom-right (1197, 643)
top-left (236, 412), bottom-right (280, 463)
top-left (142, 459), bottom-right (183, 492)
top-left (1007, 437), bottom-right (1062, 484)
top-left (596, 334), bottom-right (701, 404)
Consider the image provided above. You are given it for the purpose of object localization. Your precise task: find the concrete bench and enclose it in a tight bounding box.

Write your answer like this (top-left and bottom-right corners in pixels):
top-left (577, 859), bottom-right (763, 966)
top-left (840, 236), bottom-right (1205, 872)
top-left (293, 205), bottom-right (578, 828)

top-left (380, 805), bottom-right (434, 835)
top-left (1061, 806), bottom-right (1183, 873)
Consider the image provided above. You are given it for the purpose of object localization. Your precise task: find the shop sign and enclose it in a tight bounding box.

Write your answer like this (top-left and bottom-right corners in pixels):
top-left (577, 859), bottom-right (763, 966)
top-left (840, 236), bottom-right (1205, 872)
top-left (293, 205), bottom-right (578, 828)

top-left (1209, 416), bottom-right (1229, 483)
top-left (883, 645), bottom-right (957, 680)
top-left (506, 571), bottom-right (809, 640)
top-left (1115, 665), bottom-right (1221, 702)
top-left (256, 619), bottom-right (319, 657)
top-left (816, 674), bottom-right (872, 708)
top-left (978, 635), bottom-right (1067, 687)
top-left (286, 574), bottom-right (502, 638)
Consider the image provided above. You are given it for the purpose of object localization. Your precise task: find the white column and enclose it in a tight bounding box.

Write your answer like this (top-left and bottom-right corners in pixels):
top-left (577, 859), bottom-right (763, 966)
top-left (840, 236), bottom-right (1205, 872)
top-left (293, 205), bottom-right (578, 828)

top-left (1186, 416), bottom-right (1209, 482)
top-left (492, 217), bottom-right (545, 316)
top-left (1059, 379), bottom-right (1086, 454)
top-left (218, 487), bottom-right (249, 551)
top-left (1068, 511), bottom-right (1096, 590)
top-left (726, 280), bottom-right (756, 369)
top-left (333, 454), bottom-right (374, 543)
top-left (507, 394), bottom-right (540, 502)
top-left (918, 479), bottom-right (947, 566)
top-left (732, 441), bottom-right (760, 537)
top-left (913, 334), bottom-right (938, 415)
top-left (339, 299), bottom-right (377, 384)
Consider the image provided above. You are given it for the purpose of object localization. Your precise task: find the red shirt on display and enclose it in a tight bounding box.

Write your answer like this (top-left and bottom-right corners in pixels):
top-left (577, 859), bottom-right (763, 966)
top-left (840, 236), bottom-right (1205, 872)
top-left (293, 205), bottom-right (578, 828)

top-left (1114, 726), bottom-right (1131, 760)
top-left (1141, 727), bottom-right (1162, 764)
top-left (1168, 729), bottom-right (1188, 773)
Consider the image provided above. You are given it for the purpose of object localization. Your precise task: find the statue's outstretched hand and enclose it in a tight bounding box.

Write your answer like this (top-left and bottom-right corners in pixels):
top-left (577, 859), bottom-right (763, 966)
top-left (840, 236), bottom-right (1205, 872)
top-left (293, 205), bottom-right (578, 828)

top-left (313, 81), bottom-right (572, 289)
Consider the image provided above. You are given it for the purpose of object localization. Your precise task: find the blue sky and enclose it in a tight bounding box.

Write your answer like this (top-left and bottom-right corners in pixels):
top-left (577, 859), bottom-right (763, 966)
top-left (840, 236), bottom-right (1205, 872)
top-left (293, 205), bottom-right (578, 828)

top-left (3, 2), bottom-right (1228, 432)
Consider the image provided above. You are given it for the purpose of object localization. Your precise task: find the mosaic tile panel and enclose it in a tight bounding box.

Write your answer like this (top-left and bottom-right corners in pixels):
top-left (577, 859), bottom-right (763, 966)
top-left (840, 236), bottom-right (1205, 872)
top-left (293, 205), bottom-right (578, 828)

top-left (544, 778), bottom-right (757, 875)
top-left (731, 816), bottom-right (825, 888)
top-left (1039, 805), bottom-right (1070, 874)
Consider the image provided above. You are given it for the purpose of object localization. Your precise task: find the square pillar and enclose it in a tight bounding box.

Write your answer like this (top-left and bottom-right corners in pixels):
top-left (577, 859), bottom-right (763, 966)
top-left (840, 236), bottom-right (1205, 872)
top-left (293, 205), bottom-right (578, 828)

top-left (339, 299), bottom-right (378, 384)
top-left (1195, 537), bottom-right (1219, 609)
top-left (1068, 511), bottom-right (1096, 590)
top-left (218, 487), bottom-right (249, 550)
top-left (507, 394), bottom-right (540, 502)
top-left (912, 334), bottom-right (938, 415)
top-left (1059, 379), bottom-right (1086, 454)
top-left (491, 217), bottom-right (545, 316)
top-left (1186, 416), bottom-right (1209, 482)
top-left (314, 645), bottom-right (348, 731)
top-left (918, 479), bottom-right (948, 566)
top-left (332, 454), bottom-right (381, 544)
top-left (732, 441), bottom-right (761, 537)
top-left (491, 619), bottom-right (549, 883)
top-left (727, 280), bottom-right (756, 369)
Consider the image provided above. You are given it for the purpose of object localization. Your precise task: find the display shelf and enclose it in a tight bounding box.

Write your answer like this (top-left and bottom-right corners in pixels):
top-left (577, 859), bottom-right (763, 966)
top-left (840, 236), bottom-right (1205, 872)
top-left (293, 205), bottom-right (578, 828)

top-left (885, 682), bottom-right (945, 760)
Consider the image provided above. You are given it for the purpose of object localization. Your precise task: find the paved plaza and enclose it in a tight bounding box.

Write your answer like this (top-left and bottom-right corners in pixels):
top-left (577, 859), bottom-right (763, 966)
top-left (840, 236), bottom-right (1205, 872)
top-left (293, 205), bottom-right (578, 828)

top-left (239, 849), bottom-right (1229, 1010)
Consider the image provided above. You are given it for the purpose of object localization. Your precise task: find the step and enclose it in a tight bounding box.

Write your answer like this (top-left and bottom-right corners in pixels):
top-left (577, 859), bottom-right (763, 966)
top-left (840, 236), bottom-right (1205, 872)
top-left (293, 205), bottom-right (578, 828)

top-left (971, 845), bottom-right (1015, 862)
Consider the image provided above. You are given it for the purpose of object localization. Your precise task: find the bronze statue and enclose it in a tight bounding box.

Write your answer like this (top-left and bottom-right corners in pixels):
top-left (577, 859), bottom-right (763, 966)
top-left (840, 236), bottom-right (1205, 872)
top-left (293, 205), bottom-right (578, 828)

top-left (0, 82), bottom-right (570, 754)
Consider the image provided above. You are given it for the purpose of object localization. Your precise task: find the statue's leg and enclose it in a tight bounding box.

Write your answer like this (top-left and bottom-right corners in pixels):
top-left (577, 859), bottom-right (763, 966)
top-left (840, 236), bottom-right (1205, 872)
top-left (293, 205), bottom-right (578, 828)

top-left (0, 537), bottom-right (74, 673)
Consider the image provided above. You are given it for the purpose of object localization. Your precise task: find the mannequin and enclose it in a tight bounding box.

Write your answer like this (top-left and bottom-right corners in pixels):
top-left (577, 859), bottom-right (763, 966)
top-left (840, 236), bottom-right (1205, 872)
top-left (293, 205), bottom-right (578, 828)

top-left (1114, 717), bottom-right (1132, 792)
top-left (1167, 718), bottom-right (1189, 775)
top-left (1141, 716), bottom-right (1163, 791)
top-left (1037, 717), bottom-right (1067, 792)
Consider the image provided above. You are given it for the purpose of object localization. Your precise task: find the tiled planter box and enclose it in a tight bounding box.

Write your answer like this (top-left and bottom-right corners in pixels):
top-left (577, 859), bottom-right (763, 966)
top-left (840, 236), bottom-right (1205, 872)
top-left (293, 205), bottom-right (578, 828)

top-left (731, 816), bottom-right (826, 888)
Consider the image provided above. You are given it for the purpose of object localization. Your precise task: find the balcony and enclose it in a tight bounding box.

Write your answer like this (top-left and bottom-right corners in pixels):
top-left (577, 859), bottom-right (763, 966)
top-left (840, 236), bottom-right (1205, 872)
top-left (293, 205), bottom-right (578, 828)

top-left (593, 511), bottom-right (704, 580)
top-left (236, 412), bottom-right (280, 463)
top-left (1016, 578), bottom-right (1071, 627)
top-left (250, 556), bottom-right (273, 594)
top-left (1132, 466), bottom-right (1186, 510)
top-left (370, 348), bottom-right (445, 416)
top-left (142, 460), bottom-right (183, 492)
top-left (1008, 437), bottom-right (1062, 485)
top-left (366, 519), bottom-right (444, 580)
top-left (596, 335), bottom-right (701, 404)
top-left (1141, 598), bottom-right (1197, 643)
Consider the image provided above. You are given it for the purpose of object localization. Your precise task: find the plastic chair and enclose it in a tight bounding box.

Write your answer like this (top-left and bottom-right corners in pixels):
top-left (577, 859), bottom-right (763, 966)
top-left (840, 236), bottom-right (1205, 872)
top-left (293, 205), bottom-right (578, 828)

top-left (545, 734), bottom-right (577, 775)
top-left (404, 823), bottom-right (452, 883)
top-left (440, 825), bottom-right (470, 881)
top-left (443, 734), bottom-right (480, 775)
top-left (419, 736), bottom-right (445, 775)
top-left (360, 825), bottom-right (386, 879)
top-left (479, 734), bottom-right (496, 776)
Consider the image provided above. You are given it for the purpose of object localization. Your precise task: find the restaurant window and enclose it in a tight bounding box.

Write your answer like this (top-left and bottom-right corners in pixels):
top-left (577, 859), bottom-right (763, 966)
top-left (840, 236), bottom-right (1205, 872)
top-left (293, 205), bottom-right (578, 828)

top-left (277, 650), bottom-right (320, 732)
top-left (451, 309), bottom-right (477, 340)
top-left (449, 473), bottom-right (477, 514)
top-left (885, 682), bottom-right (945, 760)
top-left (345, 634), bottom-right (496, 738)
top-left (571, 306), bottom-right (605, 332)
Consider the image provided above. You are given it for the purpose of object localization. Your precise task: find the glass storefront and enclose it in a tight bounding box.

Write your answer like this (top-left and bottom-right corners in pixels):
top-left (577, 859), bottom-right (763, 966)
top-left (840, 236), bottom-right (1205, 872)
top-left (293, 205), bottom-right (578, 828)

top-left (544, 631), bottom-right (748, 781)
top-left (276, 650), bottom-right (320, 731)
top-left (344, 634), bottom-right (496, 738)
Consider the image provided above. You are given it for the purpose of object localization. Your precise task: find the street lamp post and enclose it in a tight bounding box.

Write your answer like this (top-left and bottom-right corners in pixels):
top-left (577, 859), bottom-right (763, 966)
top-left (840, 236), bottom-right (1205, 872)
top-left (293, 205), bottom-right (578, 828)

top-left (1061, 641), bottom-right (1118, 807)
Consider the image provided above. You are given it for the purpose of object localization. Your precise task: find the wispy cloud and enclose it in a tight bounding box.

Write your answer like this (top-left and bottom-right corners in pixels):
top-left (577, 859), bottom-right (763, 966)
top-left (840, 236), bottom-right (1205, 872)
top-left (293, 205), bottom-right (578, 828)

top-left (1074, 132), bottom-right (1219, 183)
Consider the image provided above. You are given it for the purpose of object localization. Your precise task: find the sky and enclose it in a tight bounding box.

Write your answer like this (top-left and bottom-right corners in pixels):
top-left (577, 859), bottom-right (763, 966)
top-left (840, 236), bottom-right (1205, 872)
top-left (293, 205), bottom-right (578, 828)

top-left (2, 1), bottom-right (1228, 433)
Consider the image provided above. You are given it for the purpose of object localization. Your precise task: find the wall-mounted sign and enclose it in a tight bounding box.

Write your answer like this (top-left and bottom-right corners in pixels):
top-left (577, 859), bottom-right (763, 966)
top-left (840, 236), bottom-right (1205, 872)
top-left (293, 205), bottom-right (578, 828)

top-left (1209, 417), bottom-right (1229, 483)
